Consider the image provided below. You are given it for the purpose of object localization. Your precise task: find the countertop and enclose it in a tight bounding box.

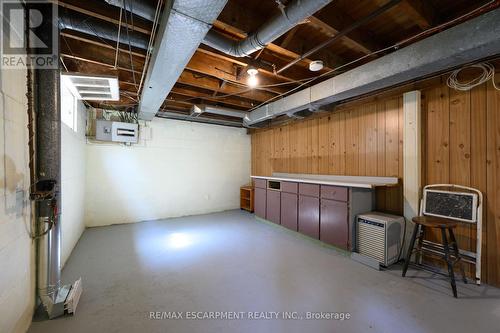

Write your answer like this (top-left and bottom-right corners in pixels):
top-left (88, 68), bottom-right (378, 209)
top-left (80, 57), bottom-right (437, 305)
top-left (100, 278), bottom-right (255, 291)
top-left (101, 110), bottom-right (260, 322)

top-left (251, 173), bottom-right (399, 189)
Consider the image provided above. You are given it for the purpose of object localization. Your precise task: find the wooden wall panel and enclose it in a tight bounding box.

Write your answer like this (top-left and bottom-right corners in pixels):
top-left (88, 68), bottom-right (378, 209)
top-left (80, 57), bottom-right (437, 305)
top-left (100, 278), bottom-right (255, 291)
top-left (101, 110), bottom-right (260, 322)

top-left (250, 75), bottom-right (500, 286)
top-left (486, 79), bottom-right (500, 285)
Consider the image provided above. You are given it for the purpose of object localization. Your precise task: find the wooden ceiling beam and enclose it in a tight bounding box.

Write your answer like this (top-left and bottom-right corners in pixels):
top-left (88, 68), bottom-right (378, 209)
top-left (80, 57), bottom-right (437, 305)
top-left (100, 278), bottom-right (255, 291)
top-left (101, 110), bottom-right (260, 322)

top-left (177, 71), bottom-right (275, 103)
top-left (61, 36), bottom-right (145, 73)
top-left (399, 0), bottom-right (438, 30)
top-left (312, 7), bottom-right (383, 55)
top-left (170, 86), bottom-right (254, 109)
top-left (197, 46), bottom-right (306, 83)
top-left (61, 31), bottom-right (146, 58)
top-left (186, 51), bottom-right (288, 95)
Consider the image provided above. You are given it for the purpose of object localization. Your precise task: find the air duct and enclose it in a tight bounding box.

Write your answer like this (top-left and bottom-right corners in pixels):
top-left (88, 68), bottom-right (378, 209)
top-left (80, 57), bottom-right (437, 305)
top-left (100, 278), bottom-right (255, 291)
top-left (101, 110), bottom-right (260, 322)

top-left (59, 10), bottom-right (149, 50)
top-left (202, 0), bottom-right (332, 57)
top-left (103, 0), bottom-right (332, 58)
top-left (244, 8), bottom-right (500, 126)
top-left (137, 0), bottom-right (228, 120)
top-left (191, 105), bottom-right (248, 119)
top-left (32, 4), bottom-right (82, 319)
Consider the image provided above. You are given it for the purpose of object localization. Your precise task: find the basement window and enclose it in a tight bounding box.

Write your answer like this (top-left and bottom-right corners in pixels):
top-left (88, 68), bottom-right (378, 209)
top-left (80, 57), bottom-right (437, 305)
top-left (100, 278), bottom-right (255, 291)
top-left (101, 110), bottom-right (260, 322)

top-left (61, 80), bottom-right (78, 132)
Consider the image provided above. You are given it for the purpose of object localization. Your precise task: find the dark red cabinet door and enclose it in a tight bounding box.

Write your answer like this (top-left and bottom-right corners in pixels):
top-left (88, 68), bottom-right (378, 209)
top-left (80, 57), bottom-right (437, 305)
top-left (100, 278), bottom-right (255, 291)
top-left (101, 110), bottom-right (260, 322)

top-left (266, 190), bottom-right (281, 224)
top-left (320, 199), bottom-right (349, 249)
top-left (255, 188), bottom-right (266, 219)
top-left (281, 192), bottom-right (298, 231)
top-left (298, 195), bottom-right (320, 239)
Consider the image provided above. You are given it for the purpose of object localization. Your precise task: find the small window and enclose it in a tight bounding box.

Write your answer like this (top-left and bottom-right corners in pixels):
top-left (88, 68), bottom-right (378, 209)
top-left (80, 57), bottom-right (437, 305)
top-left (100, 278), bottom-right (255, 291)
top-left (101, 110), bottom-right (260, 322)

top-left (61, 81), bottom-right (78, 132)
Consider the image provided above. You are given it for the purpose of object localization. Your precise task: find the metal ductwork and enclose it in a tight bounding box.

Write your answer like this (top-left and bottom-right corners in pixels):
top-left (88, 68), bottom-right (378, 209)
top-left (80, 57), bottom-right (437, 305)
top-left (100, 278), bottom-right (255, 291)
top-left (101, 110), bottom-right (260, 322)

top-left (103, 0), bottom-right (333, 58)
top-left (244, 8), bottom-right (500, 127)
top-left (31, 4), bottom-right (82, 319)
top-left (137, 0), bottom-right (228, 120)
top-left (59, 10), bottom-right (149, 50)
top-left (203, 0), bottom-right (332, 57)
top-left (191, 104), bottom-right (248, 119)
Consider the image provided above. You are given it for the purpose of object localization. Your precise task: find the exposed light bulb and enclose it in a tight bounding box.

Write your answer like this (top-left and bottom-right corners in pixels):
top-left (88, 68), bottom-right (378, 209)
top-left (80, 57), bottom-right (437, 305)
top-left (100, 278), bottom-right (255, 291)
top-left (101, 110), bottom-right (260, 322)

top-left (247, 73), bottom-right (259, 88)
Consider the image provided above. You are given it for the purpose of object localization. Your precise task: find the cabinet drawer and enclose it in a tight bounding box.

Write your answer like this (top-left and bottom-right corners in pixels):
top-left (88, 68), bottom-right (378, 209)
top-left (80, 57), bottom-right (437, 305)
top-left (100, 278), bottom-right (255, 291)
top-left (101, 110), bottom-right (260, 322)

top-left (321, 185), bottom-right (348, 202)
top-left (281, 181), bottom-right (298, 194)
top-left (254, 178), bottom-right (267, 189)
top-left (299, 183), bottom-right (320, 197)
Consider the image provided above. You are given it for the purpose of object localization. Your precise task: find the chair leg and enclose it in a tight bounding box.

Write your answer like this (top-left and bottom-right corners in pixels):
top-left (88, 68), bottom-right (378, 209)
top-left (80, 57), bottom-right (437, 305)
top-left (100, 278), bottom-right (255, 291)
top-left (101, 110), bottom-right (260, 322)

top-left (441, 228), bottom-right (458, 298)
top-left (402, 224), bottom-right (420, 277)
top-left (448, 228), bottom-right (467, 284)
top-left (414, 225), bottom-right (425, 265)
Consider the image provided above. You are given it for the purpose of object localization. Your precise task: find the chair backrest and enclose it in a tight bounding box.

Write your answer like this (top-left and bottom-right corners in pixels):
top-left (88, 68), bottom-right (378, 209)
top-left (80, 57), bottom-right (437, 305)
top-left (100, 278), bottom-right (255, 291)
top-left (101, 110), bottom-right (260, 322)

top-left (421, 184), bottom-right (480, 224)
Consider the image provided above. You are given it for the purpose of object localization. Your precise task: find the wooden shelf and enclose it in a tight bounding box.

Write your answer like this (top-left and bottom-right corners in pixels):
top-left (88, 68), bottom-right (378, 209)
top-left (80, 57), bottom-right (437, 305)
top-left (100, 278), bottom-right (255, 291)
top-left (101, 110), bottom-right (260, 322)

top-left (240, 186), bottom-right (254, 212)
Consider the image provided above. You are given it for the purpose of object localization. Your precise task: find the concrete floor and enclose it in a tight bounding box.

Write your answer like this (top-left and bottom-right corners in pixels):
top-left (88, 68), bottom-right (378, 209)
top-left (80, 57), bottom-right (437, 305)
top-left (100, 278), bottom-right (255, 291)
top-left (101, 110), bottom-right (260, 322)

top-left (29, 210), bottom-right (500, 333)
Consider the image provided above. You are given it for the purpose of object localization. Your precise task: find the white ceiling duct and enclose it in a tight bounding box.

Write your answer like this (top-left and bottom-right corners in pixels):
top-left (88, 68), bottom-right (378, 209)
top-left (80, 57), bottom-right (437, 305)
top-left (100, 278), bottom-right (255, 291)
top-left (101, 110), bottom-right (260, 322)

top-left (191, 105), bottom-right (248, 119)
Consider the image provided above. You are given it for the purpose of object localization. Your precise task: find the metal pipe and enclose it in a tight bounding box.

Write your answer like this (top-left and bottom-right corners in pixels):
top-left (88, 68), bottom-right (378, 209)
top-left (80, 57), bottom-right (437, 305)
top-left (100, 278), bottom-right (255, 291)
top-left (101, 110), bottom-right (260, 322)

top-left (203, 0), bottom-right (332, 57)
top-left (276, 0), bottom-right (403, 74)
top-left (59, 10), bottom-right (149, 50)
top-left (157, 110), bottom-right (243, 127)
top-left (104, 0), bottom-right (333, 58)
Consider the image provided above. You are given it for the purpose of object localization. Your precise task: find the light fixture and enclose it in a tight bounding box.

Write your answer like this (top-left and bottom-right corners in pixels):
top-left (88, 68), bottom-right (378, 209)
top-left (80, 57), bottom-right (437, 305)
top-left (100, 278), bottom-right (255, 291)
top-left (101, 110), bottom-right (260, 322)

top-left (246, 66), bottom-right (259, 88)
top-left (61, 72), bottom-right (120, 101)
top-left (309, 60), bottom-right (324, 72)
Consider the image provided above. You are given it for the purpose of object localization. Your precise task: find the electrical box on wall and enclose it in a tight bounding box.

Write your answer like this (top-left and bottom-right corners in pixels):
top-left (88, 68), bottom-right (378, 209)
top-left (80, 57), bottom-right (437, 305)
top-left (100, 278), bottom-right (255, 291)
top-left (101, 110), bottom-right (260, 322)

top-left (96, 120), bottom-right (139, 143)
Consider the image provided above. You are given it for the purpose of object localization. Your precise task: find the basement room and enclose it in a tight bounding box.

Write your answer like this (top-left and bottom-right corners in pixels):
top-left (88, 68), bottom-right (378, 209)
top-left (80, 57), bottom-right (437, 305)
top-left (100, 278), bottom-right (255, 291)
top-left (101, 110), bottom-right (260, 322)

top-left (1, 0), bottom-right (500, 332)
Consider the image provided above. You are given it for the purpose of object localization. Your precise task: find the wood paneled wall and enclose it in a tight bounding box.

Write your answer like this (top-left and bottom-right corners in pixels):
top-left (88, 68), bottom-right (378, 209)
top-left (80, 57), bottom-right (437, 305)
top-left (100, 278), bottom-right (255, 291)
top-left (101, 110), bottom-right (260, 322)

top-left (422, 79), bottom-right (500, 286)
top-left (251, 76), bottom-right (500, 287)
top-left (251, 95), bottom-right (404, 214)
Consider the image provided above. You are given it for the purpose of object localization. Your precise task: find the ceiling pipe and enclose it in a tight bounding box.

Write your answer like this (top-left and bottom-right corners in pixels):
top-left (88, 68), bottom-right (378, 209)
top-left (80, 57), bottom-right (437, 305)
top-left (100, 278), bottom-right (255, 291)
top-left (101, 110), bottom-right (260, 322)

top-left (191, 104), bottom-right (248, 119)
top-left (202, 0), bottom-right (332, 57)
top-left (59, 10), bottom-right (149, 50)
top-left (157, 111), bottom-right (243, 127)
top-left (104, 0), bottom-right (333, 58)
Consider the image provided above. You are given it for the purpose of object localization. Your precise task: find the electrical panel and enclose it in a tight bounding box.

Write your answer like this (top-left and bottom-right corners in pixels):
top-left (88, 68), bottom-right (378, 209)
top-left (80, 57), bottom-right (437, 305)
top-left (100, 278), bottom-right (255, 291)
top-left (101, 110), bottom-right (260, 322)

top-left (96, 120), bottom-right (138, 144)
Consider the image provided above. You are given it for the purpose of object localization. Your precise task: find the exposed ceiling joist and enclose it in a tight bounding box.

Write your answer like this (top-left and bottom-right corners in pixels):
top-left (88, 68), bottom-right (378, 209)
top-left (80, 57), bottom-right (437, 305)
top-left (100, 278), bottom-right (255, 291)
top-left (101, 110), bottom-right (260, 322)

top-left (400, 0), bottom-right (438, 29)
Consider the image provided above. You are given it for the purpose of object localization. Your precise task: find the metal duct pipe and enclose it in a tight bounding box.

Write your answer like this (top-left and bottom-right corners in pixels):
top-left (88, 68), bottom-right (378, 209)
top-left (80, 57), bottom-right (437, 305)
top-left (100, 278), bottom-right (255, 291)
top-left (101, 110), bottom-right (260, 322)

top-left (59, 10), bottom-right (149, 50)
top-left (104, 0), bottom-right (333, 58)
top-left (32, 5), bottom-right (83, 318)
top-left (191, 105), bottom-right (248, 119)
top-left (202, 0), bottom-right (332, 57)
top-left (138, 0), bottom-right (229, 120)
top-left (33, 3), bottom-right (63, 318)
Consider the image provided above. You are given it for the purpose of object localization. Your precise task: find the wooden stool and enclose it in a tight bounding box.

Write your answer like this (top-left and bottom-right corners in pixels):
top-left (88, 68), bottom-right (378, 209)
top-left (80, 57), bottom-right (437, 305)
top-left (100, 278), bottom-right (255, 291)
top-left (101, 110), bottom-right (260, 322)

top-left (402, 216), bottom-right (467, 298)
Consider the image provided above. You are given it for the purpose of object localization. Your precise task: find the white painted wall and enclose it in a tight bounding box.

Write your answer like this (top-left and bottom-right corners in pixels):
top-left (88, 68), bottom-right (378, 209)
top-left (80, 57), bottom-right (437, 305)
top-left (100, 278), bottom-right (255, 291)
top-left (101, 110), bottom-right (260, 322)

top-left (85, 119), bottom-right (251, 227)
top-left (61, 99), bottom-right (87, 266)
top-left (0, 68), bottom-right (34, 332)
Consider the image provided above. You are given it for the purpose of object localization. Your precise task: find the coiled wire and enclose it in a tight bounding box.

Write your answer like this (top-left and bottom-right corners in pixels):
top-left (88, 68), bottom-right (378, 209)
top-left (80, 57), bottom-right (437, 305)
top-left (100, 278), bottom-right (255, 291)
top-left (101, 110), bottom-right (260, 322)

top-left (447, 62), bottom-right (500, 91)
